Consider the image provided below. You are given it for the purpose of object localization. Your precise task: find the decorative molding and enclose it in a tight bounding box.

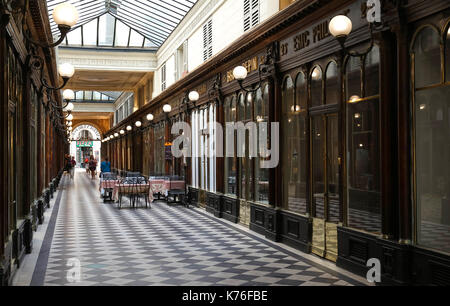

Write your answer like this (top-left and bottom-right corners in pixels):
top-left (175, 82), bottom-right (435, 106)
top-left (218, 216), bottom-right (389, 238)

top-left (58, 49), bottom-right (157, 71)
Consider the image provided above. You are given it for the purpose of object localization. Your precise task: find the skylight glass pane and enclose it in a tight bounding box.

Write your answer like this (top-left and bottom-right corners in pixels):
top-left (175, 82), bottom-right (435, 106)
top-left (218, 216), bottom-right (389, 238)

top-left (75, 91), bottom-right (83, 100)
top-left (83, 18), bottom-right (98, 46)
top-left (101, 94), bottom-right (109, 100)
top-left (98, 14), bottom-right (115, 46)
top-left (85, 91), bottom-right (93, 100)
top-left (143, 38), bottom-right (153, 47)
top-left (66, 27), bottom-right (82, 45)
top-left (93, 91), bottom-right (101, 100)
top-left (129, 29), bottom-right (144, 47)
top-left (115, 20), bottom-right (130, 47)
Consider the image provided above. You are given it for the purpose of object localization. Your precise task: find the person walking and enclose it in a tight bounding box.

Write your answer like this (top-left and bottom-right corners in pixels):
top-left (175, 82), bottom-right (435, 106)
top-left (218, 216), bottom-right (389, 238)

top-left (64, 154), bottom-right (72, 178)
top-left (89, 155), bottom-right (97, 180)
top-left (85, 157), bottom-right (90, 174)
top-left (70, 156), bottom-right (76, 179)
top-left (100, 157), bottom-right (111, 176)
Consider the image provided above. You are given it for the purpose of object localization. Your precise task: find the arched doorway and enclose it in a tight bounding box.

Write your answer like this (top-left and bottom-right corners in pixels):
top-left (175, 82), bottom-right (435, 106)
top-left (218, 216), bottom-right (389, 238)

top-left (70, 124), bottom-right (102, 170)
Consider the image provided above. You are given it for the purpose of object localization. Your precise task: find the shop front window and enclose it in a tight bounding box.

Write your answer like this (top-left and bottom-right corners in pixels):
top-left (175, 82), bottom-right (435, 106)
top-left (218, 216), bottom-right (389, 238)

top-left (446, 26), bottom-right (450, 81)
top-left (326, 62), bottom-right (339, 105)
top-left (346, 45), bottom-right (381, 234)
top-left (153, 123), bottom-right (165, 175)
top-left (413, 24), bottom-right (450, 254)
top-left (224, 96), bottom-right (237, 196)
top-left (282, 75), bottom-right (307, 214)
top-left (254, 85), bottom-right (269, 203)
top-left (311, 66), bottom-right (323, 107)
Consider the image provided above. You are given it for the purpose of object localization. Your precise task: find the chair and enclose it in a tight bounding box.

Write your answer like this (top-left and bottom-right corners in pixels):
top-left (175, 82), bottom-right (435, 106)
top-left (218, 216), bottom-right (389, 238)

top-left (101, 172), bottom-right (117, 202)
top-left (167, 175), bottom-right (186, 205)
top-left (134, 176), bottom-right (150, 209)
top-left (118, 177), bottom-right (137, 209)
top-left (126, 171), bottom-right (141, 177)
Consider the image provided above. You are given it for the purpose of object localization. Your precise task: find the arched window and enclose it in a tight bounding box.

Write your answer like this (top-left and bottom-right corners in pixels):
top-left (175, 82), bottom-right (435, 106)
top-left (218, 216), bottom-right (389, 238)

top-left (446, 25), bottom-right (450, 81)
top-left (325, 61), bottom-right (339, 105)
top-left (311, 66), bottom-right (323, 107)
top-left (246, 92), bottom-right (252, 120)
top-left (413, 26), bottom-right (441, 88)
top-left (238, 93), bottom-right (245, 121)
top-left (412, 23), bottom-right (450, 254)
top-left (295, 72), bottom-right (307, 110)
top-left (281, 75), bottom-right (307, 214)
top-left (346, 45), bottom-right (381, 234)
top-left (255, 84), bottom-right (269, 203)
top-left (224, 96), bottom-right (237, 195)
top-left (346, 56), bottom-right (361, 101)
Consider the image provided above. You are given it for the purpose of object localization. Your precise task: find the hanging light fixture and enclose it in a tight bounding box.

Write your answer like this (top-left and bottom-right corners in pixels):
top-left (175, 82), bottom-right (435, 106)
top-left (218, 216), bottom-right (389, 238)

top-left (163, 104), bottom-right (172, 113)
top-left (120, 130), bottom-right (125, 135)
top-left (146, 114), bottom-right (154, 121)
top-left (135, 121), bottom-right (142, 127)
top-left (126, 125), bottom-right (132, 131)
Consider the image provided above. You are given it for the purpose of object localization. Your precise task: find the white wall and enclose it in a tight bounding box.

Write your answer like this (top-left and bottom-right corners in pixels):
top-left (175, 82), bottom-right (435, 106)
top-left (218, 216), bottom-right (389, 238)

top-left (152, 0), bottom-right (280, 99)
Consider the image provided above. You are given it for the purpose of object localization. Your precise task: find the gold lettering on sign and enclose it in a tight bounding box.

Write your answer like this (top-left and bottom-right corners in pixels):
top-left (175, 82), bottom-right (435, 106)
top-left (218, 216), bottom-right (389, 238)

top-left (197, 84), bottom-right (207, 96)
top-left (226, 56), bottom-right (259, 82)
top-left (293, 31), bottom-right (310, 52)
top-left (313, 21), bottom-right (331, 43)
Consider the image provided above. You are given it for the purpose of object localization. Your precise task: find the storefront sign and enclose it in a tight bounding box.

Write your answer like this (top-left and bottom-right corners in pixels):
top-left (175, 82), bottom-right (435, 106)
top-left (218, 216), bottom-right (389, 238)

top-left (72, 124), bottom-right (101, 140)
top-left (76, 141), bottom-right (93, 147)
top-left (226, 56), bottom-right (260, 83)
top-left (279, 0), bottom-right (368, 60)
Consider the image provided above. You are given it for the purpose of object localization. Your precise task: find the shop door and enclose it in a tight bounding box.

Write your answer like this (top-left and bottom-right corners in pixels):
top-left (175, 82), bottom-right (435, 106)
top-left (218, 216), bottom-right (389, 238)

top-left (311, 114), bottom-right (340, 262)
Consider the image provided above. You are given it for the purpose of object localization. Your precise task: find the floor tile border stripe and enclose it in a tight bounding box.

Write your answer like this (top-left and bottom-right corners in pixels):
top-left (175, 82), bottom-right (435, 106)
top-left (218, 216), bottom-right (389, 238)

top-left (30, 176), bottom-right (66, 286)
top-left (188, 206), bottom-right (367, 286)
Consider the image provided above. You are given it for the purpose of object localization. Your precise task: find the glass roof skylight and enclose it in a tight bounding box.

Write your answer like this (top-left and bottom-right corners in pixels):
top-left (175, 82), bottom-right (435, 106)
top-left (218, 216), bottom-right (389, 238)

top-left (73, 91), bottom-right (121, 102)
top-left (46, 0), bottom-right (198, 49)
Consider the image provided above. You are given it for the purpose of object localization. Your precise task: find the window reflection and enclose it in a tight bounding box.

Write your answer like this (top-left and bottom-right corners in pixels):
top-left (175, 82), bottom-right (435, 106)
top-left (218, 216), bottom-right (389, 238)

top-left (346, 45), bottom-right (381, 234)
top-left (224, 97), bottom-right (237, 196)
top-left (413, 27), bottom-right (441, 88)
top-left (346, 56), bottom-right (361, 101)
top-left (282, 76), bottom-right (307, 215)
top-left (311, 66), bottom-right (323, 107)
top-left (326, 62), bottom-right (339, 105)
top-left (255, 85), bottom-right (269, 203)
top-left (446, 26), bottom-right (450, 82)
top-left (415, 87), bottom-right (450, 253)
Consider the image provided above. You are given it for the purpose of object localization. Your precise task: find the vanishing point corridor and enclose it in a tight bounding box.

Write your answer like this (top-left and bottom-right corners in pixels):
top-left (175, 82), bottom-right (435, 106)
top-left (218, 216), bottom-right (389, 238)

top-left (15, 170), bottom-right (364, 286)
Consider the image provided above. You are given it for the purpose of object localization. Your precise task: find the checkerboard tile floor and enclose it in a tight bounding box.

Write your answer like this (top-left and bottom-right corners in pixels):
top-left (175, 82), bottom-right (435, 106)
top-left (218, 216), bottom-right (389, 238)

top-left (36, 171), bottom-right (365, 286)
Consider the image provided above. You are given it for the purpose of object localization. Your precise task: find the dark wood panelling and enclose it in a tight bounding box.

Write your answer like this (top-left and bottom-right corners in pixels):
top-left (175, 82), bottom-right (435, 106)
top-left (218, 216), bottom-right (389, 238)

top-left (222, 196), bottom-right (239, 223)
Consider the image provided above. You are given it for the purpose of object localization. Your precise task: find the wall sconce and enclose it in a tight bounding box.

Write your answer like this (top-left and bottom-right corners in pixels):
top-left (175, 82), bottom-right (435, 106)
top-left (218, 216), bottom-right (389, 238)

top-left (163, 104), bottom-right (172, 113)
top-left (329, 14), bottom-right (378, 57)
top-left (232, 42), bottom-right (278, 94)
top-left (120, 130), bottom-right (125, 135)
top-left (126, 125), bottom-right (132, 131)
top-left (135, 120), bottom-right (142, 127)
top-left (20, 1), bottom-right (79, 48)
top-left (188, 91), bottom-right (199, 103)
top-left (146, 114), bottom-right (154, 121)
top-left (114, 132), bottom-right (119, 137)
